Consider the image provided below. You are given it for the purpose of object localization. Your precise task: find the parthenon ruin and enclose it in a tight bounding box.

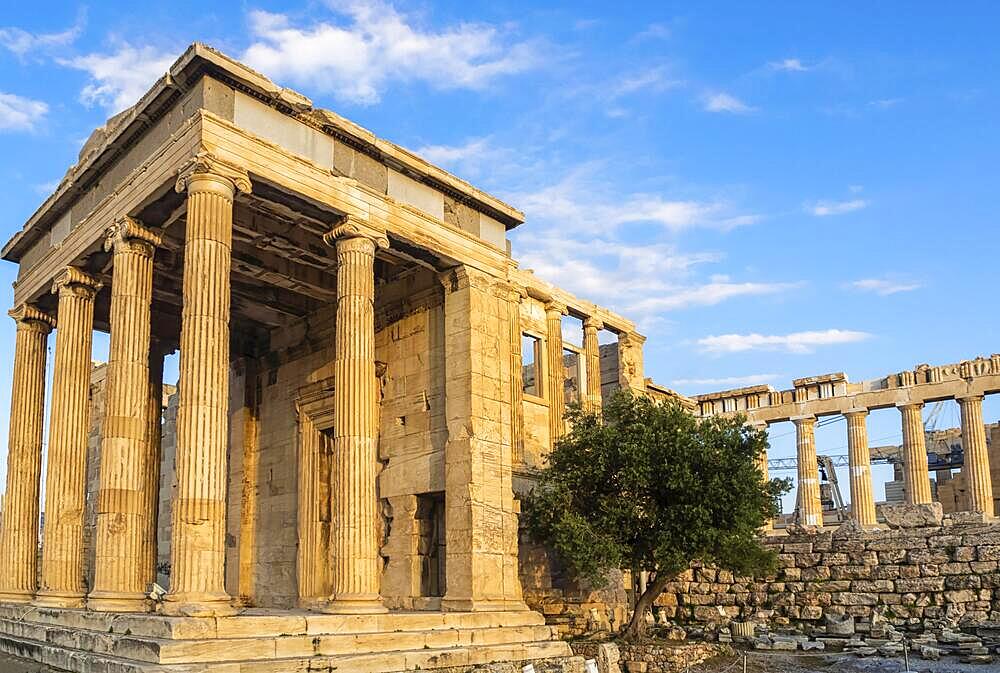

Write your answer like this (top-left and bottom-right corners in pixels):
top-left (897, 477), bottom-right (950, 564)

top-left (695, 356), bottom-right (1000, 528)
top-left (0, 44), bottom-right (658, 671)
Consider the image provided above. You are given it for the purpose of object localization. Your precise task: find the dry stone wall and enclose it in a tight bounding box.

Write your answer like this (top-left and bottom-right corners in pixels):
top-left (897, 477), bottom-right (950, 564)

top-left (658, 510), bottom-right (1000, 634)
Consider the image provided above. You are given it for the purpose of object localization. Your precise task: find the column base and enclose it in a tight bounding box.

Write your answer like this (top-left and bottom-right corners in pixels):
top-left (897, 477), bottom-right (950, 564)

top-left (441, 598), bottom-right (530, 612)
top-left (87, 590), bottom-right (150, 613)
top-left (319, 593), bottom-right (388, 614)
top-left (33, 590), bottom-right (86, 609)
top-left (0, 590), bottom-right (34, 604)
top-left (161, 592), bottom-right (237, 617)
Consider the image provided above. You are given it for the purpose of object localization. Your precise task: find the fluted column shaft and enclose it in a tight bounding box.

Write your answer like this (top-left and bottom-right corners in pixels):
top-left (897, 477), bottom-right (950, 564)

top-left (323, 220), bottom-right (387, 614)
top-left (36, 268), bottom-right (100, 608)
top-left (899, 403), bottom-right (932, 505)
top-left (0, 306), bottom-right (54, 602)
top-left (164, 167), bottom-right (246, 617)
top-left (143, 346), bottom-right (165, 588)
top-left (90, 219), bottom-right (161, 612)
top-left (583, 317), bottom-right (603, 413)
top-left (509, 288), bottom-right (526, 464)
top-left (793, 415), bottom-right (823, 528)
top-left (958, 395), bottom-right (994, 516)
top-left (845, 409), bottom-right (877, 527)
top-left (544, 302), bottom-right (566, 444)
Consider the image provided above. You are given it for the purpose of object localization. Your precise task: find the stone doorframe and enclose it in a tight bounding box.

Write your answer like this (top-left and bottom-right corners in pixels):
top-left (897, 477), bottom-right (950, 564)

top-left (294, 365), bottom-right (388, 609)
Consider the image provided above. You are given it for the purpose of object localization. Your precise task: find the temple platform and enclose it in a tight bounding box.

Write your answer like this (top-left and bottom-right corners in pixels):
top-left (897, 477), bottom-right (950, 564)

top-left (0, 605), bottom-right (576, 672)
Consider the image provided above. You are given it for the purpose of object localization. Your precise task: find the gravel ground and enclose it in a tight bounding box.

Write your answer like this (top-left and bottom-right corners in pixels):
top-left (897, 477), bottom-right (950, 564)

top-left (692, 651), bottom-right (997, 673)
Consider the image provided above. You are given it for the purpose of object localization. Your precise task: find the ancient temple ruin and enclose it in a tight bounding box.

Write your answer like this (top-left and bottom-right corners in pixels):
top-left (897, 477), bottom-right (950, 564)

top-left (0, 44), bottom-right (668, 671)
top-left (696, 357), bottom-right (1000, 528)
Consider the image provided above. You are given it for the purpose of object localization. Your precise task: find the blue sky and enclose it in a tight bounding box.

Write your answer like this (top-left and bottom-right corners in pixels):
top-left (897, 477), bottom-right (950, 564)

top-left (0, 2), bottom-right (997, 510)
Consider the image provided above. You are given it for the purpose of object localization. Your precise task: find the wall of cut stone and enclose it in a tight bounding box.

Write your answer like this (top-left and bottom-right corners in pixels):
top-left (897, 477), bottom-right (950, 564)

top-left (658, 512), bottom-right (1000, 633)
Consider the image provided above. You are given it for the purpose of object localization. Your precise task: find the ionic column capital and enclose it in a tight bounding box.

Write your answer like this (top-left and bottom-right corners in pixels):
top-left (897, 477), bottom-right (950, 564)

top-left (104, 216), bottom-right (162, 257)
top-left (8, 304), bottom-right (55, 333)
top-left (508, 283), bottom-right (528, 302)
top-left (544, 301), bottom-right (568, 317)
top-left (175, 151), bottom-right (252, 197)
top-left (583, 316), bottom-right (604, 331)
top-left (323, 215), bottom-right (389, 251)
top-left (51, 267), bottom-right (101, 298)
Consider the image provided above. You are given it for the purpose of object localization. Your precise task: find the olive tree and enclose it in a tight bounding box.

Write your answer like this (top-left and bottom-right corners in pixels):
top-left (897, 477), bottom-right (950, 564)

top-left (522, 391), bottom-right (789, 640)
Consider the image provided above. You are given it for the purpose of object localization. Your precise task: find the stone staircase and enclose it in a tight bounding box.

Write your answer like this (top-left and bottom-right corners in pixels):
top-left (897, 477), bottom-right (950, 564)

top-left (0, 605), bottom-right (573, 672)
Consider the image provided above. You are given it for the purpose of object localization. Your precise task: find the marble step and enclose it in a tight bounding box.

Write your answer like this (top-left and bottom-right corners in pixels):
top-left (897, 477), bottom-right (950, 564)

top-left (0, 627), bottom-right (571, 673)
top-left (0, 605), bottom-right (546, 641)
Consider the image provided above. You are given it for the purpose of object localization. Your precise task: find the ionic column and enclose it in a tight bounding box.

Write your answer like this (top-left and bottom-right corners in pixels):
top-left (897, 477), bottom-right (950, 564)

top-left (0, 305), bottom-right (54, 603)
top-left (793, 415), bottom-right (823, 528)
top-left (583, 317), bottom-right (603, 413)
top-left (509, 286), bottom-right (526, 464)
top-left (321, 216), bottom-right (388, 614)
top-left (142, 344), bottom-right (166, 590)
top-left (899, 402), bottom-right (932, 505)
top-left (748, 421), bottom-right (772, 532)
top-left (36, 267), bottom-right (100, 608)
top-left (844, 409), bottom-right (878, 527)
top-left (544, 302), bottom-right (567, 444)
top-left (958, 394), bottom-right (994, 517)
top-left (88, 218), bottom-right (161, 612)
top-left (162, 155), bottom-right (250, 617)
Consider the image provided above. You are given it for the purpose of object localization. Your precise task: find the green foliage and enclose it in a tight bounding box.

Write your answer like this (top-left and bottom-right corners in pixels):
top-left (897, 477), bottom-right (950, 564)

top-left (522, 390), bottom-right (790, 588)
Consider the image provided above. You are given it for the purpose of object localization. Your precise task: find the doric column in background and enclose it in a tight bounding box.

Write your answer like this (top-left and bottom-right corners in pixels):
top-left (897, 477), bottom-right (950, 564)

top-left (36, 267), bottom-right (100, 608)
top-left (0, 305), bottom-right (54, 603)
top-left (958, 394), bottom-right (994, 517)
top-left (844, 408), bottom-right (878, 528)
top-left (583, 316), bottom-right (603, 413)
top-left (321, 216), bottom-right (388, 614)
top-left (89, 218), bottom-right (161, 612)
top-left (899, 402), bottom-right (932, 505)
top-left (793, 415), bottom-right (823, 528)
top-left (163, 155), bottom-right (249, 617)
top-left (544, 301), bottom-right (567, 444)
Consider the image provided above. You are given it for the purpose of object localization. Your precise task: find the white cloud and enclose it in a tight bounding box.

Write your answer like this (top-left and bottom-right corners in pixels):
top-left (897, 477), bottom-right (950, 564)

top-left (849, 278), bottom-right (922, 296)
top-left (0, 92), bottom-right (48, 132)
top-left (869, 97), bottom-right (903, 109)
top-left (633, 23), bottom-right (672, 42)
top-left (59, 44), bottom-right (176, 112)
top-left (768, 58), bottom-right (809, 72)
top-left (696, 329), bottom-right (872, 355)
top-left (413, 137), bottom-right (491, 167)
top-left (808, 198), bottom-right (869, 216)
top-left (241, 3), bottom-right (540, 105)
top-left (507, 167), bottom-right (761, 235)
top-left (703, 92), bottom-right (754, 114)
top-left (0, 17), bottom-right (83, 58)
top-left (611, 66), bottom-right (683, 98)
top-left (672, 374), bottom-right (781, 387)
top-left (626, 280), bottom-right (798, 314)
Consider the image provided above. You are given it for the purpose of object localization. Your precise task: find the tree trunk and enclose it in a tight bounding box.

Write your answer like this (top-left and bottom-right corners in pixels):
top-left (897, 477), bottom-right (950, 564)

top-left (622, 572), bottom-right (673, 641)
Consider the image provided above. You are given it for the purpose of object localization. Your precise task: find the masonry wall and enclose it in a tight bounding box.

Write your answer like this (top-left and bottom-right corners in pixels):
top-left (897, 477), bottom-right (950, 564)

top-left (658, 515), bottom-right (1000, 632)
